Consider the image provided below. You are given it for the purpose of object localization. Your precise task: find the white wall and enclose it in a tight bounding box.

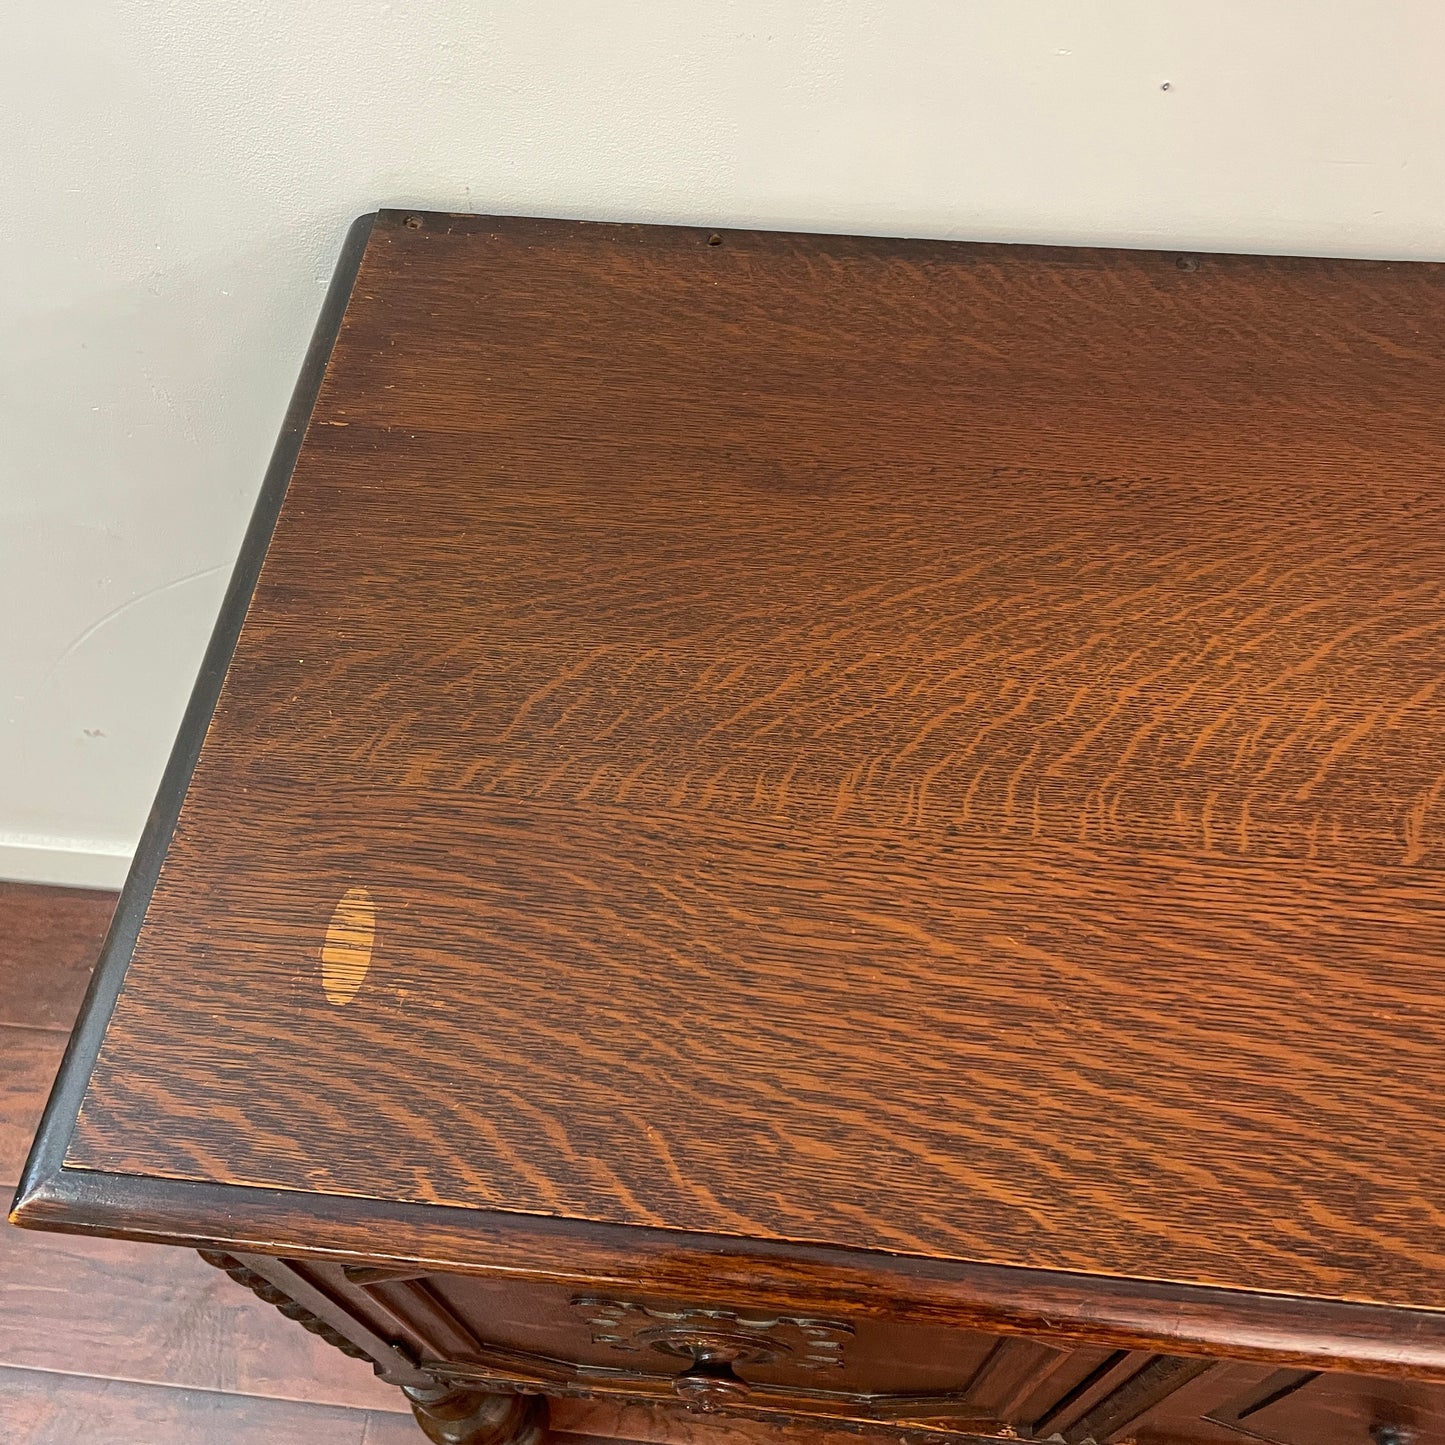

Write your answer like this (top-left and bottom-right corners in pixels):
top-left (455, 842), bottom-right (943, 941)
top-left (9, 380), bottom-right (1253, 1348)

top-left (6, 1), bottom-right (1445, 887)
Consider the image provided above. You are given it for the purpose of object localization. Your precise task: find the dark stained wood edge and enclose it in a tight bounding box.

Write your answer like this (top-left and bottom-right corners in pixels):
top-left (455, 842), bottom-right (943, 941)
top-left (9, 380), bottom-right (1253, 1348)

top-left (14, 1166), bottom-right (1445, 1384)
top-left (11, 207), bottom-right (1445, 1393)
top-left (8, 210), bottom-right (378, 1226)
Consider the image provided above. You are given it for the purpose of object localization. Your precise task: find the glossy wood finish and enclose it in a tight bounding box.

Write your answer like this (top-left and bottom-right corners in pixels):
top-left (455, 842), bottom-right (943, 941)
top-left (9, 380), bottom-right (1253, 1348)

top-left (52, 212), bottom-right (1445, 1309)
top-left (10, 214), bottom-right (1445, 1442)
top-left (403, 1382), bottom-right (548, 1445)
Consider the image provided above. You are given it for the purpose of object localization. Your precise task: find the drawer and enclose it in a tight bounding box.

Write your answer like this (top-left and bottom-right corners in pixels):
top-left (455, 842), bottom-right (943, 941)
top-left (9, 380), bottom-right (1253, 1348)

top-left (222, 1255), bottom-right (1445, 1444)
top-left (310, 1260), bottom-right (1215, 1438)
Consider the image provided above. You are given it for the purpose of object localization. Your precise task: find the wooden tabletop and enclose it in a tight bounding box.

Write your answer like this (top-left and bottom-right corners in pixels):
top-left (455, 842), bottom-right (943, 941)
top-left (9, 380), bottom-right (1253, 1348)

top-left (51, 213), bottom-right (1445, 1316)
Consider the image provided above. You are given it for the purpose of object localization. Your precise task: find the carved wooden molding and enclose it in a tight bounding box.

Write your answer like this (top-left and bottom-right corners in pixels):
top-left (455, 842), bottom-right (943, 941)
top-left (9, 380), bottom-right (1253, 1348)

top-left (198, 1249), bottom-right (379, 1369)
top-left (402, 1381), bottom-right (548, 1445)
top-left (425, 1345), bottom-right (997, 1426)
top-left (572, 1295), bottom-right (853, 1371)
top-left (315, 1266), bottom-right (1247, 1440)
top-left (202, 1252), bottom-right (547, 1444)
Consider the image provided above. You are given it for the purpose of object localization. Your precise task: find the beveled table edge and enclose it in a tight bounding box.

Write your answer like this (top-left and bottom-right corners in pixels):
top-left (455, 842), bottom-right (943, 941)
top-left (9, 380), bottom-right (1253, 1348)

top-left (12, 208), bottom-right (1445, 1388)
top-left (13, 1163), bottom-right (1445, 1383)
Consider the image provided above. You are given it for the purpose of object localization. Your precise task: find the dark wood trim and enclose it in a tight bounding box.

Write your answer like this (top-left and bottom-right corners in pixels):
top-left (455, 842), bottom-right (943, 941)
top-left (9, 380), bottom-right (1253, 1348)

top-left (14, 1165), bottom-right (1445, 1384)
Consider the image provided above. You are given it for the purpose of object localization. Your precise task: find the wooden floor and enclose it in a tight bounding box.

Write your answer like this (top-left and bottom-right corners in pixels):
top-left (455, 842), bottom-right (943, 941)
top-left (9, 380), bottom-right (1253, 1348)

top-left (4, 882), bottom-right (783, 1444)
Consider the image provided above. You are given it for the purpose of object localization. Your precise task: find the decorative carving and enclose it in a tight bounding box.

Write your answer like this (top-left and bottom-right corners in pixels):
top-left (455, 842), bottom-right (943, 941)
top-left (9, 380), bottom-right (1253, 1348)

top-left (200, 1259), bottom-right (1224, 1442)
top-left (570, 1296), bottom-right (853, 1413)
top-left (572, 1296), bottom-right (853, 1371)
top-left (429, 1343), bottom-right (998, 1429)
top-left (197, 1249), bottom-right (377, 1369)
top-left (202, 1251), bottom-right (546, 1443)
top-left (670, 1354), bottom-right (754, 1413)
top-left (402, 1381), bottom-right (548, 1445)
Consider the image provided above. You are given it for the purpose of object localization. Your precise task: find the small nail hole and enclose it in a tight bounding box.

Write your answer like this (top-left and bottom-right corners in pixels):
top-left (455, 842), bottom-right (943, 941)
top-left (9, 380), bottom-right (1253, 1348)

top-left (1160, 81), bottom-right (1171, 91)
top-left (405, 215), bottom-right (423, 230)
top-left (707, 232), bottom-right (723, 246)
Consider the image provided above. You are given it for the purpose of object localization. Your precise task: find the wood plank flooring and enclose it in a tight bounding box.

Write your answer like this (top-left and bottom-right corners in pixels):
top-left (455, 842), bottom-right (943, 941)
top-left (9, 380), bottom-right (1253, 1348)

top-left (0, 881), bottom-right (659, 1443)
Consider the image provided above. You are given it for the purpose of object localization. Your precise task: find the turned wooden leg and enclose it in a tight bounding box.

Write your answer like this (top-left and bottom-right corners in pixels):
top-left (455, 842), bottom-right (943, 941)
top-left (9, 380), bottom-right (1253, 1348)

top-left (402, 1382), bottom-right (549, 1445)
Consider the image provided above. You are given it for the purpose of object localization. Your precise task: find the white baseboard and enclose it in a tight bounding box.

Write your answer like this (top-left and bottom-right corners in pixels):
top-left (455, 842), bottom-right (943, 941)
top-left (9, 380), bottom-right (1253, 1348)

top-left (0, 837), bottom-right (133, 891)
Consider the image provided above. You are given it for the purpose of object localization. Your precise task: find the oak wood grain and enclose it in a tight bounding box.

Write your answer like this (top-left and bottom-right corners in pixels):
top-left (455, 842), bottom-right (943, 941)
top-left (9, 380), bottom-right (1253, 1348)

top-left (38, 216), bottom-right (1445, 1327)
top-left (0, 883), bottom-right (114, 1032)
top-left (67, 796), bottom-right (1445, 1303)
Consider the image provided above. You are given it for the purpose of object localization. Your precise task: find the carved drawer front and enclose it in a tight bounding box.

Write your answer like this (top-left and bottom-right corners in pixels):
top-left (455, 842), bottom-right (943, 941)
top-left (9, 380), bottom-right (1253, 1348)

top-left (314, 1262), bottom-right (1228, 1438)
top-left (1199, 1369), bottom-right (1445, 1445)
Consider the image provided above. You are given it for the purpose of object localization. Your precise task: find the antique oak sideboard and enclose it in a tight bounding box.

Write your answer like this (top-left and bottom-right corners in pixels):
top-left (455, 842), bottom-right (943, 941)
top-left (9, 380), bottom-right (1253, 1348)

top-left (12, 212), bottom-right (1445, 1445)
